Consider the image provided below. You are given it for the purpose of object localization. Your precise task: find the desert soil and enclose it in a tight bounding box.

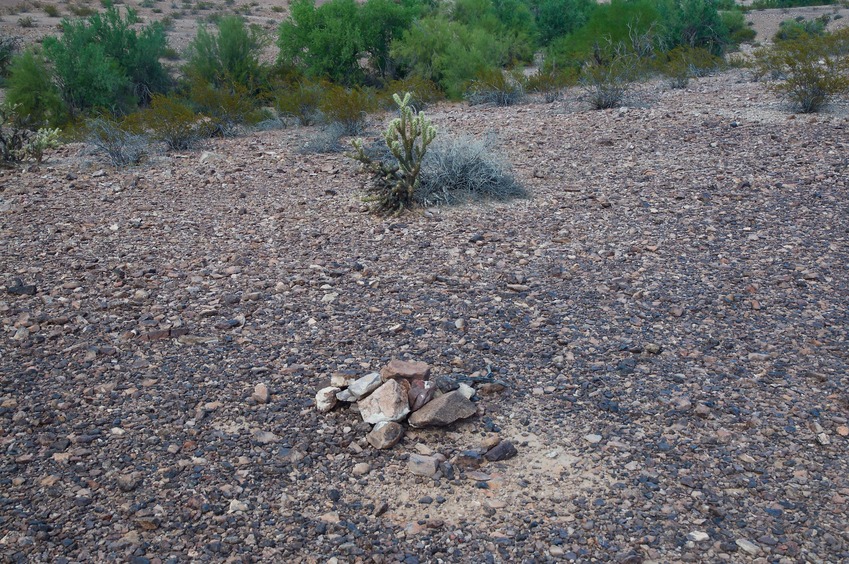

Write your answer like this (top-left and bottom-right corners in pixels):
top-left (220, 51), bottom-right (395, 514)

top-left (1, 67), bottom-right (848, 563)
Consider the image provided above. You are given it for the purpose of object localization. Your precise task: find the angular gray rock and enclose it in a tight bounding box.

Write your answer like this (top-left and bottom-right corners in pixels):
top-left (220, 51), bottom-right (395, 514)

top-left (408, 390), bottom-right (477, 427)
top-left (408, 454), bottom-right (439, 477)
top-left (347, 372), bottom-right (382, 399)
top-left (358, 379), bottom-right (410, 424)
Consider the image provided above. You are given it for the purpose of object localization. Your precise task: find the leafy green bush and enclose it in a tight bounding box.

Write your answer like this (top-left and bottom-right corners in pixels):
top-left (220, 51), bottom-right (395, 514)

top-left (417, 134), bottom-right (526, 206)
top-left (359, 0), bottom-right (421, 79)
top-left (349, 92), bottom-right (436, 215)
top-left (391, 16), bottom-right (507, 99)
top-left (755, 29), bottom-right (849, 113)
top-left (42, 7), bottom-right (169, 114)
top-left (546, 0), bottom-right (661, 70)
top-left (534, 0), bottom-right (596, 46)
top-left (274, 79), bottom-right (324, 125)
top-left (185, 15), bottom-right (266, 91)
top-left (318, 84), bottom-right (378, 135)
top-left (464, 68), bottom-right (526, 106)
top-left (662, 0), bottom-right (730, 56)
top-left (278, 0), bottom-right (364, 85)
top-left (85, 116), bottom-right (151, 166)
top-left (773, 16), bottom-right (828, 42)
top-left (721, 9), bottom-right (755, 45)
top-left (5, 49), bottom-right (66, 127)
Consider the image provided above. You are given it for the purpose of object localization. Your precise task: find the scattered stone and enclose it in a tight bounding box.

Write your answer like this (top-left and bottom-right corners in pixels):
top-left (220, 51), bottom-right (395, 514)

top-left (117, 473), bottom-right (140, 492)
top-left (452, 450), bottom-right (484, 470)
top-left (482, 434), bottom-right (501, 450)
top-left (352, 463), bottom-right (370, 476)
top-left (381, 359), bottom-right (430, 381)
top-left (484, 440), bottom-right (517, 462)
top-left (736, 539), bottom-right (760, 555)
top-left (251, 383), bottom-right (269, 404)
top-left (315, 387), bottom-right (340, 413)
top-left (584, 434), bottom-right (603, 444)
top-left (478, 382), bottom-right (507, 395)
top-left (457, 382), bottom-right (475, 400)
top-left (434, 375), bottom-right (459, 393)
top-left (837, 425), bottom-right (849, 437)
top-left (688, 531), bottom-right (710, 542)
top-left (645, 343), bottom-right (662, 354)
top-left (253, 430), bottom-right (280, 444)
top-left (366, 421), bottom-right (404, 450)
top-left (358, 379), bottom-right (410, 424)
top-left (374, 502), bottom-right (389, 517)
top-left (695, 403), bottom-right (711, 418)
top-left (408, 391), bottom-right (477, 428)
top-left (6, 278), bottom-right (36, 296)
top-left (408, 454), bottom-right (439, 478)
top-left (228, 500), bottom-right (249, 513)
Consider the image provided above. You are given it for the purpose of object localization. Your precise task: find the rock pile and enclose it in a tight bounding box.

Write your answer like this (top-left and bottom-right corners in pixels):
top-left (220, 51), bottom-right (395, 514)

top-left (315, 359), bottom-right (517, 464)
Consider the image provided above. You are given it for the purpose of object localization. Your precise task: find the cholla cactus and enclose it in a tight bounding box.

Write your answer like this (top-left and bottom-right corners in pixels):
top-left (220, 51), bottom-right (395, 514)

top-left (22, 127), bottom-right (62, 163)
top-left (350, 92), bottom-right (436, 215)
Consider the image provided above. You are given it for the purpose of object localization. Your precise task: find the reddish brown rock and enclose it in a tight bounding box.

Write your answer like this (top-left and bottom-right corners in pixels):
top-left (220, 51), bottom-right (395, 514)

top-left (366, 421), bottom-right (404, 449)
top-left (381, 359), bottom-right (431, 381)
top-left (408, 379), bottom-right (436, 411)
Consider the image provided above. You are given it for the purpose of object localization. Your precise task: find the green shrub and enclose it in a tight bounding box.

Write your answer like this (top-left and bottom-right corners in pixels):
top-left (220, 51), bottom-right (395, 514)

top-left (464, 68), bottom-right (526, 106)
top-left (546, 0), bottom-right (661, 70)
top-left (416, 134), bottom-right (526, 206)
top-left (185, 15), bottom-right (266, 91)
top-left (44, 4), bottom-right (60, 17)
top-left (18, 16), bottom-right (36, 27)
top-left (43, 7), bottom-right (169, 113)
top-left (662, 0), bottom-right (730, 56)
top-left (5, 49), bottom-right (66, 127)
top-left (278, 0), bottom-right (364, 85)
top-left (535, 0), bottom-right (596, 46)
top-left (85, 116), bottom-right (150, 166)
top-left (349, 92), bottom-right (436, 215)
top-left (359, 0), bottom-right (421, 79)
top-left (318, 84), bottom-right (378, 135)
top-left (755, 29), bottom-right (849, 113)
top-left (274, 79), bottom-right (324, 125)
top-left (390, 16), bottom-right (507, 99)
top-left (721, 9), bottom-right (755, 45)
top-left (773, 16), bottom-right (828, 42)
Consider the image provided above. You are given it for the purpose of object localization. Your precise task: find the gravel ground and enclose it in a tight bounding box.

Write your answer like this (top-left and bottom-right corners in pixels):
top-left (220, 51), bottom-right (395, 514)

top-left (1, 70), bottom-right (848, 563)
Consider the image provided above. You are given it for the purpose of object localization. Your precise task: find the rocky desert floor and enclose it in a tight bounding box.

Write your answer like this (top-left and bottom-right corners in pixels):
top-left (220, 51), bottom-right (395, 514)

top-left (1, 67), bottom-right (848, 563)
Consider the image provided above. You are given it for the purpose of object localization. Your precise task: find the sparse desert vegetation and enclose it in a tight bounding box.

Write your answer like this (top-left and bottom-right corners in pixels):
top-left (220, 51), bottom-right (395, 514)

top-left (1, 1), bottom-right (849, 563)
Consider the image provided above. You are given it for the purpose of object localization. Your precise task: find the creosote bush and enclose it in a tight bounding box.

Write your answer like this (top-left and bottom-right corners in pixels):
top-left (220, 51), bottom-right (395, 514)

top-left (416, 134), bottom-right (527, 207)
top-left (85, 117), bottom-right (150, 166)
top-left (581, 49), bottom-right (638, 110)
top-left (139, 93), bottom-right (212, 150)
top-left (755, 29), bottom-right (849, 113)
top-left (349, 92), bottom-right (436, 215)
top-left (464, 68), bottom-right (526, 107)
top-left (319, 84), bottom-right (378, 135)
top-left (274, 79), bottom-right (324, 126)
